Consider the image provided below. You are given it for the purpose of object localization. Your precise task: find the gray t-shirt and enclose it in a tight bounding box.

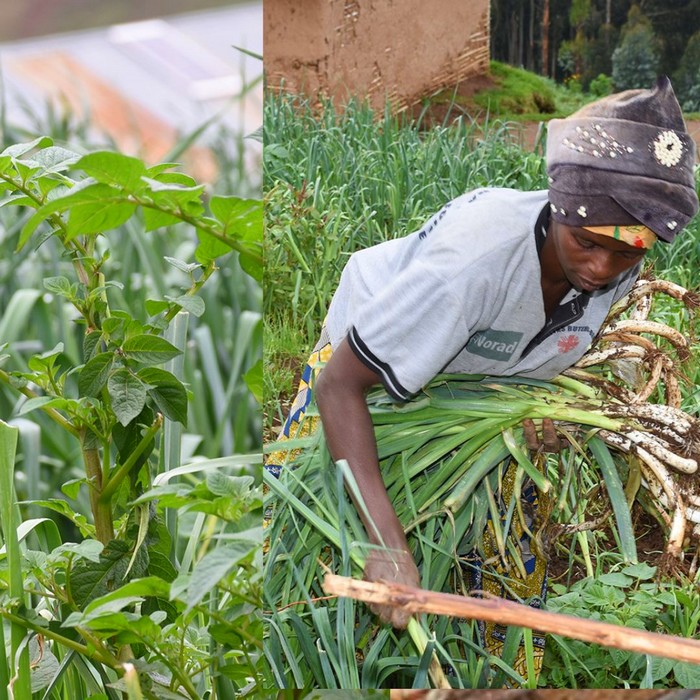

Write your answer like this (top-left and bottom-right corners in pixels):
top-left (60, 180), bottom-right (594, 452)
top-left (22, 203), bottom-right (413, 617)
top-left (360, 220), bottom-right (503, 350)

top-left (325, 187), bottom-right (639, 401)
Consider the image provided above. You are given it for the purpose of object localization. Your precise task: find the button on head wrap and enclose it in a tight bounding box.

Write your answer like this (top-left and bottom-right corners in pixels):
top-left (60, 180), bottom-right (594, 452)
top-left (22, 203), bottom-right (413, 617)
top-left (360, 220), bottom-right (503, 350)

top-left (546, 76), bottom-right (699, 243)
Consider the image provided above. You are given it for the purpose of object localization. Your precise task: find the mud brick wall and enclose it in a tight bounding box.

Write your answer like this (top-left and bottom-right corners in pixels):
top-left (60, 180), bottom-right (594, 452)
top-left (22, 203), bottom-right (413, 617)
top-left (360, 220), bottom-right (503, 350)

top-left (264, 0), bottom-right (490, 112)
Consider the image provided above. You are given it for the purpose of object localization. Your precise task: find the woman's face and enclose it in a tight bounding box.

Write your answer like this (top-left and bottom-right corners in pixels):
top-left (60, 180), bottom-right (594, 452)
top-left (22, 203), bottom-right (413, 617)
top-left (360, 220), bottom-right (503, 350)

top-left (551, 222), bottom-right (648, 293)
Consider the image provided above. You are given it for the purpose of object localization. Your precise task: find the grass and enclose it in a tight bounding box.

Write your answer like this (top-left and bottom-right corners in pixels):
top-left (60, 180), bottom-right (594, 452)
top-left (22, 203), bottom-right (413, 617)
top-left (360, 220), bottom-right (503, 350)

top-left (419, 61), bottom-right (595, 122)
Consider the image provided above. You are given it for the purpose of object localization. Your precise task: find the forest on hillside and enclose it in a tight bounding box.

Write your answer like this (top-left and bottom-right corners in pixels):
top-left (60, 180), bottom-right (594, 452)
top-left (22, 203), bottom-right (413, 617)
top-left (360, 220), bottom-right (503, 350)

top-left (491, 0), bottom-right (700, 107)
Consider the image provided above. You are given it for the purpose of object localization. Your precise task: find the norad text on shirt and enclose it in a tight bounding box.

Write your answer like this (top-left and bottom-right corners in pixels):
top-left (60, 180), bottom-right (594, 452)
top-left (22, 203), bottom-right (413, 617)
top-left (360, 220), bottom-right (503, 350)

top-left (465, 329), bottom-right (524, 362)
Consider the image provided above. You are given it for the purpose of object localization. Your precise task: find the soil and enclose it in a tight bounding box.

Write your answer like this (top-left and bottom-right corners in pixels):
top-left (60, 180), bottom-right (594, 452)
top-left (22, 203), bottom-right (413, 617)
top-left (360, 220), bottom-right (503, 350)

top-left (547, 503), bottom-right (680, 586)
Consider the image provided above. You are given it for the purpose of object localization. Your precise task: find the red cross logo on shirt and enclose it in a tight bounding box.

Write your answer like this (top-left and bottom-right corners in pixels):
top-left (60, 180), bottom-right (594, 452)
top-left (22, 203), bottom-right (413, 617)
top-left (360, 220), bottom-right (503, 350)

top-left (557, 334), bottom-right (580, 353)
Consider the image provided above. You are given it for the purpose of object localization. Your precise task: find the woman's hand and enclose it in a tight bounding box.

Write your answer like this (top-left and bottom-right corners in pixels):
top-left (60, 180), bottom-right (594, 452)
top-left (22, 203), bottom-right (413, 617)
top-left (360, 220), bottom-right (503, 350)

top-left (363, 547), bottom-right (421, 629)
top-left (522, 417), bottom-right (561, 453)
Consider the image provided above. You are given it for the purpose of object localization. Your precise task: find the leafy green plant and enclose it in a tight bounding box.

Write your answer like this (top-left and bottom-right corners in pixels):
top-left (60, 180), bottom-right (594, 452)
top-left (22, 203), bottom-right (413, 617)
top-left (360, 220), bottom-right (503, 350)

top-left (541, 562), bottom-right (700, 688)
top-left (0, 136), bottom-right (263, 698)
top-left (589, 73), bottom-right (613, 97)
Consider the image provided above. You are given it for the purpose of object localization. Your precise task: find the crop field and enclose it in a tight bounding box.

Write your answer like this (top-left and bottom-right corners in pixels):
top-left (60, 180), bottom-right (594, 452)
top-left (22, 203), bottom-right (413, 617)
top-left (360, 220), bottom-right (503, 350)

top-left (263, 89), bottom-right (700, 691)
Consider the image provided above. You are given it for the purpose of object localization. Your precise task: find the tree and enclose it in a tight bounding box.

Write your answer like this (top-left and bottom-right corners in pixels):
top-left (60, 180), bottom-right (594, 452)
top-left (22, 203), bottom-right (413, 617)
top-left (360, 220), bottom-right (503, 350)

top-left (611, 5), bottom-right (660, 89)
top-left (674, 29), bottom-right (700, 110)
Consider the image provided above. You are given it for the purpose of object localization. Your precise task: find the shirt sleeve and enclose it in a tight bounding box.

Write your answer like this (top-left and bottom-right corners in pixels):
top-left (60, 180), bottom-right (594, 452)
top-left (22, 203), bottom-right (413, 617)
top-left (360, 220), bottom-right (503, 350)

top-left (346, 256), bottom-right (484, 401)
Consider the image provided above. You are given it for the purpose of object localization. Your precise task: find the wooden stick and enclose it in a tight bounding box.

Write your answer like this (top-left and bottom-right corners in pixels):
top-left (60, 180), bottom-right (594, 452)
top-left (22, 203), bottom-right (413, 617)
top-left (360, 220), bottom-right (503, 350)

top-left (323, 573), bottom-right (700, 665)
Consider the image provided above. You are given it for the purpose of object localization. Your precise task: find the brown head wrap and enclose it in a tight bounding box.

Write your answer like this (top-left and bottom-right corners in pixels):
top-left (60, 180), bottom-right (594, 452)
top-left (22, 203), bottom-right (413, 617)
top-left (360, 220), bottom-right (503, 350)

top-left (546, 76), bottom-right (699, 243)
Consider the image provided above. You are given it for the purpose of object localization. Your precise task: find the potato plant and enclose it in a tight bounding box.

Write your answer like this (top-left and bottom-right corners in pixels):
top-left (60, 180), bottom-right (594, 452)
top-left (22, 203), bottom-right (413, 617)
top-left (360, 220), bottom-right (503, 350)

top-left (0, 137), bottom-right (262, 699)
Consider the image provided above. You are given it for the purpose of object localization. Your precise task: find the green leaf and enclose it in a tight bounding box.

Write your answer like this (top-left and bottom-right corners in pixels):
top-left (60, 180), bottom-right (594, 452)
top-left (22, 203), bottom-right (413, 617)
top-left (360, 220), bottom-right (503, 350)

top-left (145, 299), bottom-right (169, 316)
top-left (650, 656), bottom-right (675, 682)
top-left (27, 342), bottom-right (64, 371)
top-left (21, 499), bottom-right (93, 537)
top-left (63, 605), bottom-right (141, 632)
top-left (204, 196), bottom-right (263, 277)
top-left (29, 636), bottom-right (60, 693)
top-left (145, 163), bottom-right (180, 176)
top-left (608, 647), bottom-right (631, 668)
top-left (141, 592), bottom-right (179, 626)
top-left (621, 562), bottom-right (657, 580)
top-left (164, 257), bottom-right (200, 274)
top-left (176, 542), bottom-right (255, 610)
top-left (67, 195), bottom-right (136, 238)
top-left (0, 192), bottom-right (33, 208)
top-left (243, 358), bottom-right (262, 404)
top-left (141, 177), bottom-right (205, 202)
top-left (195, 230), bottom-right (232, 264)
top-left (43, 276), bottom-right (74, 297)
top-left (23, 146), bottom-right (80, 175)
top-left (137, 367), bottom-right (188, 424)
top-left (112, 405), bottom-right (155, 476)
top-left (74, 151), bottom-right (147, 191)
top-left (102, 316), bottom-right (126, 344)
top-left (141, 179), bottom-right (206, 227)
top-left (82, 576), bottom-right (171, 615)
top-left (52, 539), bottom-right (104, 564)
top-left (209, 196), bottom-right (262, 244)
top-left (206, 472), bottom-right (255, 498)
top-left (19, 183), bottom-right (134, 249)
top-left (2, 136), bottom-right (53, 158)
top-left (164, 294), bottom-right (205, 317)
top-left (68, 539), bottom-right (148, 609)
top-left (13, 160), bottom-right (41, 182)
top-left (83, 330), bottom-right (103, 361)
top-left (239, 248), bottom-right (263, 283)
top-left (78, 352), bottom-right (114, 397)
top-left (598, 572), bottom-right (633, 588)
top-left (61, 477), bottom-right (84, 500)
top-left (108, 369), bottom-right (147, 427)
top-left (143, 207), bottom-right (181, 232)
top-left (675, 659), bottom-right (700, 687)
top-left (150, 172), bottom-right (197, 187)
top-left (145, 549), bottom-right (178, 584)
top-left (18, 396), bottom-right (68, 416)
top-left (122, 335), bottom-right (182, 365)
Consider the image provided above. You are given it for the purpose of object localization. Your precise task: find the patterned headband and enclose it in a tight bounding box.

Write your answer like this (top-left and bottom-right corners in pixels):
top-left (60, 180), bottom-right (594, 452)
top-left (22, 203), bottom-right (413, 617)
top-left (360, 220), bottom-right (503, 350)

top-left (581, 224), bottom-right (657, 249)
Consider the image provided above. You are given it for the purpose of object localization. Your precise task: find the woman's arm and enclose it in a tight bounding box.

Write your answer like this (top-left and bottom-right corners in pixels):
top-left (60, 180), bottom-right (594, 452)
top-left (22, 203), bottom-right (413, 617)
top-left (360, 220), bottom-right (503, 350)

top-left (315, 336), bottom-right (420, 628)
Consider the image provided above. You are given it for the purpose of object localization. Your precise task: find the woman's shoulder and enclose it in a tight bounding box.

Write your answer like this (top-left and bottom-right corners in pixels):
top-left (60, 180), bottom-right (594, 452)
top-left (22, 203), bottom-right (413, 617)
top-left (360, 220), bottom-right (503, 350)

top-left (449, 187), bottom-right (548, 214)
top-left (434, 187), bottom-right (549, 251)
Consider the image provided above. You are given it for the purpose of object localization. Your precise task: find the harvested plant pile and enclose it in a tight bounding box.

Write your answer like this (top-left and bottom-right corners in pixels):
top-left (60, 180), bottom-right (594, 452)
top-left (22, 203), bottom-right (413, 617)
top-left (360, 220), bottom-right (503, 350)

top-left (264, 277), bottom-right (700, 688)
